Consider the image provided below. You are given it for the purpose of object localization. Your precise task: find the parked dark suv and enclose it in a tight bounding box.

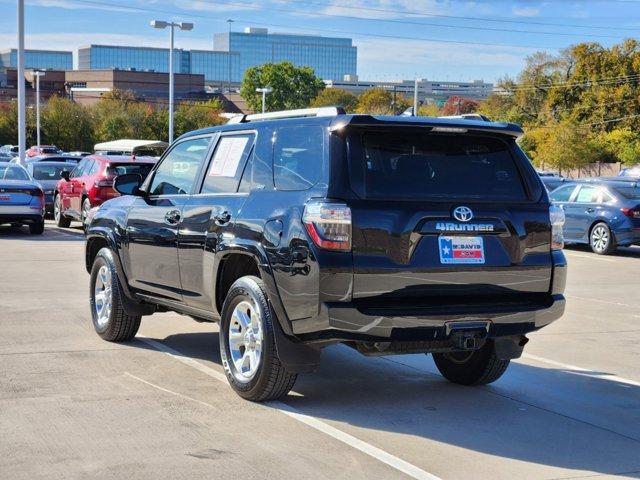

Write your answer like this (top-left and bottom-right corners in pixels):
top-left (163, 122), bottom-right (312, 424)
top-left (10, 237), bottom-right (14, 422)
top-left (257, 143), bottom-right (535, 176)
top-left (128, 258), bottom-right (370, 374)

top-left (85, 108), bottom-right (567, 401)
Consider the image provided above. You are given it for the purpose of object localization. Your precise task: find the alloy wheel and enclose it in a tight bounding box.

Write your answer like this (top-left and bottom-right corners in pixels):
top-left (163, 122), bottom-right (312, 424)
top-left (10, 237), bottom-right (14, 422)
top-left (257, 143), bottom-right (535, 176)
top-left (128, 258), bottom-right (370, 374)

top-left (94, 265), bottom-right (112, 329)
top-left (591, 225), bottom-right (609, 253)
top-left (228, 300), bottom-right (263, 382)
top-left (54, 196), bottom-right (61, 223)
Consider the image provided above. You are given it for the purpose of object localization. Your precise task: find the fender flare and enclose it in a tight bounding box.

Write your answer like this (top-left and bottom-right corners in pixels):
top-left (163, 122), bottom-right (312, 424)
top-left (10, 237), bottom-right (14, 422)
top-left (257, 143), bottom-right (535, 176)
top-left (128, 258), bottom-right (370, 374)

top-left (216, 241), bottom-right (321, 373)
top-left (86, 229), bottom-right (155, 316)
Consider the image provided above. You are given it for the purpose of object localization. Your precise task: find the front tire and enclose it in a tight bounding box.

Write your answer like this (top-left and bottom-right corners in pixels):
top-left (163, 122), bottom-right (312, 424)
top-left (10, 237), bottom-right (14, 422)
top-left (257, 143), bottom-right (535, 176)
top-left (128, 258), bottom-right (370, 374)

top-left (54, 194), bottom-right (71, 228)
top-left (219, 276), bottom-right (297, 401)
top-left (89, 248), bottom-right (141, 342)
top-left (590, 222), bottom-right (616, 255)
top-left (432, 341), bottom-right (510, 386)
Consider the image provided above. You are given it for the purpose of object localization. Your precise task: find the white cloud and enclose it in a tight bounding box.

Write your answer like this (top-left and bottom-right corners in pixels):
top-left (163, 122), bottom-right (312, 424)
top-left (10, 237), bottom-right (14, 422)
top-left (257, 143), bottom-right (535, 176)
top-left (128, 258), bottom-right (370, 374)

top-left (511, 6), bottom-right (541, 17)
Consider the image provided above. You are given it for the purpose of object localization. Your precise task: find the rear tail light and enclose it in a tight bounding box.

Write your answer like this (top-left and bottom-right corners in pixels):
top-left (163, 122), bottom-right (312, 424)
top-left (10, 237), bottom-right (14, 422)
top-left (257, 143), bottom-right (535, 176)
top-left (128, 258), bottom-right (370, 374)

top-left (549, 205), bottom-right (565, 250)
top-left (303, 200), bottom-right (352, 251)
top-left (621, 206), bottom-right (640, 218)
top-left (30, 188), bottom-right (43, 197)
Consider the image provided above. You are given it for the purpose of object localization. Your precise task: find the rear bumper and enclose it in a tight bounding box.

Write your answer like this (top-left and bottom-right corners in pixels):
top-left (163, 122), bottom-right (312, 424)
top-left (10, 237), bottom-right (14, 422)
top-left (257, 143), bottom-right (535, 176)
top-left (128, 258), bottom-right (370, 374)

top-left (291, 294), bottom-right (565, 341)
top-left (615, 227), bottom-right (640, 246)
top-left (0, 213), bottom-right (44, 224)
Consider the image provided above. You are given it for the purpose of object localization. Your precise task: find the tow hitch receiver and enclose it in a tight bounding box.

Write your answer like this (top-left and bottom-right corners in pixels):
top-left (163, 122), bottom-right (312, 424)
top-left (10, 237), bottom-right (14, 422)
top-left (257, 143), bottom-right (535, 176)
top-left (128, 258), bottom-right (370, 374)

top-left (446, 321), bottom-right (491, 351)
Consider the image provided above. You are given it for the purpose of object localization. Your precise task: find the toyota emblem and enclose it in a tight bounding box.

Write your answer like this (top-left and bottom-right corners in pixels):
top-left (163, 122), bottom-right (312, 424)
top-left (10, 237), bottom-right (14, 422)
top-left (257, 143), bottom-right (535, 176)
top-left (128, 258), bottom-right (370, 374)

top-left (453, 206), bottom-right (473, 222)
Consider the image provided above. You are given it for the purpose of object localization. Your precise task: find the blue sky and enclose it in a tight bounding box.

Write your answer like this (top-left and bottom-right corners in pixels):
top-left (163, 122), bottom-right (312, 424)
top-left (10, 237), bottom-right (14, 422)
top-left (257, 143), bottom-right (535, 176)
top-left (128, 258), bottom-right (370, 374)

top-left (1, 0), bottom-right (639, 82)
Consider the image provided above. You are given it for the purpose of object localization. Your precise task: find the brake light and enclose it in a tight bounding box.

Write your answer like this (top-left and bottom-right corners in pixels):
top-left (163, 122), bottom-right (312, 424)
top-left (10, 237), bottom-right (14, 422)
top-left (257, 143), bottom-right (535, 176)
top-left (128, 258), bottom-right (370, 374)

top-left (303, 200), bottom-right (352, 251)
top-left (30, 188), bottom-right (43, 197)
top-left (621, 207), bottom-right (640, 218)
top-left (549, 205), bottom-right (565, 250)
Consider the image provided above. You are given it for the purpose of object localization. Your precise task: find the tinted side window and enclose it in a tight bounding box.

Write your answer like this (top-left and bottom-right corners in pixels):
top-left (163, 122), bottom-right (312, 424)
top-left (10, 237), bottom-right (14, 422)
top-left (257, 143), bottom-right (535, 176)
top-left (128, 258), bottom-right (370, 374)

top-left (149, 137), bottom-right (211, 196)
top-left (549, 185), bottom-right (575, 202)
top-left (201, 133), bottom-right (255, 194)
top-left (273, 125), bottom-right (324, 191)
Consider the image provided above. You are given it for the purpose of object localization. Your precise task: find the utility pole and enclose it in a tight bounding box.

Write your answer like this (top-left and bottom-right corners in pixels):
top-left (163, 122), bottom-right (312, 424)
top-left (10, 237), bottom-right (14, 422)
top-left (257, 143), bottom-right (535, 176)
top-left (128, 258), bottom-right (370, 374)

top-left (17, 0), bottom-right (26, 164)
top-left (413, 78), bottom-right (422, 116)
top-left (33, 71), bottom-right (45, 147)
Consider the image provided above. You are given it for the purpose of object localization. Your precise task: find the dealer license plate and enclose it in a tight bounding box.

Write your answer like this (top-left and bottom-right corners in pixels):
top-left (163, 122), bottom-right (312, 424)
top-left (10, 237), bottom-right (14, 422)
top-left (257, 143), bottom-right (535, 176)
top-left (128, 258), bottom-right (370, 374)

top-left (439, 236), bottom-right (485, 264)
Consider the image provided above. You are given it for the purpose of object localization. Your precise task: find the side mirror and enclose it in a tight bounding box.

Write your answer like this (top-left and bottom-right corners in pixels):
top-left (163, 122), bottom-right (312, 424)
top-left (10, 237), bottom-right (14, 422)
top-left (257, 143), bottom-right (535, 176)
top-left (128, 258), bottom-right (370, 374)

top-left (60, 170), bottom-right (70, 181)
top-left (114, 173), bottom-right (144, 196)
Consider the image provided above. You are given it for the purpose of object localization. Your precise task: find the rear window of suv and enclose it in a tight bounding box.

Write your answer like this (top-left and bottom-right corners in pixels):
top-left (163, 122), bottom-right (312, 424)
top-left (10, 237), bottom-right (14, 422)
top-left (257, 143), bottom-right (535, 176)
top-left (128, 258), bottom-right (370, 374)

top-left (348, 131), bottom-right (527, 201)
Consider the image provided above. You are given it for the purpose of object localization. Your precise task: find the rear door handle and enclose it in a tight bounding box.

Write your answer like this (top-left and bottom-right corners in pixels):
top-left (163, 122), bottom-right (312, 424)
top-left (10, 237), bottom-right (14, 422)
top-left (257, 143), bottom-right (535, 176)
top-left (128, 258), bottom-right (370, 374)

top-left (214, 211), bottom-right (231, 225)
top-left (164, 209), bottom-right (181, 225)
top-left (585, 208), bottom-right (594, 213)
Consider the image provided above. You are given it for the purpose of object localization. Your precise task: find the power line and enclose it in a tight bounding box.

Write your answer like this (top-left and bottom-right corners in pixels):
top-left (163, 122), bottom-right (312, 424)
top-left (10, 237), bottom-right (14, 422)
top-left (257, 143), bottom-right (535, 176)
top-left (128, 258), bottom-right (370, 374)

top-left (495, 73), bottom-right (640, 92)
top-left (60, 0), bottom-right (564, 51)
top-left (280, 0), bottom-right (640, 32)
top-left (190, 0), bottom-right (627, 40)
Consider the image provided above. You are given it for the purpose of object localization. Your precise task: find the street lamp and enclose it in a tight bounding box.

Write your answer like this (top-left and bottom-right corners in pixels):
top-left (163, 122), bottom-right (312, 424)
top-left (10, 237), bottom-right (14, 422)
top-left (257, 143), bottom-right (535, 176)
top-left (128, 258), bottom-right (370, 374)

top-left (17, 0), bottom-right (26, 164)
top-left (226, 19), bottom-right (234, 93)
top-left (150, 20), bottom-right (194, 144)
top-left (33, 70), bottom-right (45, 147)
top-left (255, 87), bottom-right (273, 113)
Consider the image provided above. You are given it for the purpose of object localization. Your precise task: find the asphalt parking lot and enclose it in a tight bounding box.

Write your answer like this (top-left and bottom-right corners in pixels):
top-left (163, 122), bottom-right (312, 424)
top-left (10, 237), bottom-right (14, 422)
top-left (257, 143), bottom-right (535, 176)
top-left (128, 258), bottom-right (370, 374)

top-left (1, 221), bottom-right (639, 480)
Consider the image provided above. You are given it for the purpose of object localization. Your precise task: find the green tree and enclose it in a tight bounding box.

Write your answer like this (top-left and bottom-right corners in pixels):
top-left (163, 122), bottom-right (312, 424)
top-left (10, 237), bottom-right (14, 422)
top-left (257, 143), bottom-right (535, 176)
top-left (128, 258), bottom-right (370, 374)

top-left (525, 121), bottom-right (604, 174)
top-left (356, 88), bottom-right (410, 115)
top-left (418, 103), bottom-right (441, 117)
top-left (92, 90), bottom-right (156, 142)
top-left (174, 98), bottom-right (225, 137)
top-left (310, 88), bottom-right (358, 112)
top-left (41, 96), bottom-right (94, 151)
top-left (596, 128), bottom-right (640, 164)
top-left (240, 62), bottom-right (325, 112)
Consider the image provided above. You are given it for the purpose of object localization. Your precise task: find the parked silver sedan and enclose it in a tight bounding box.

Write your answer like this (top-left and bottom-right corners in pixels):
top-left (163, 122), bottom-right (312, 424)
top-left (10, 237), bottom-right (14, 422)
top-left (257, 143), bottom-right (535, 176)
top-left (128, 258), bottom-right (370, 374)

top-left (0, 162), bottom-right (45, 234)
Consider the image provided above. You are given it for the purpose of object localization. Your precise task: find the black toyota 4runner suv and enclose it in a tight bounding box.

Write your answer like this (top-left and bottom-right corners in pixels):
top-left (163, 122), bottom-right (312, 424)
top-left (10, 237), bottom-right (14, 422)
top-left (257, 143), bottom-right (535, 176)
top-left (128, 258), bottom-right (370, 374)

top-left (85, 107), bottom-right (567, 401)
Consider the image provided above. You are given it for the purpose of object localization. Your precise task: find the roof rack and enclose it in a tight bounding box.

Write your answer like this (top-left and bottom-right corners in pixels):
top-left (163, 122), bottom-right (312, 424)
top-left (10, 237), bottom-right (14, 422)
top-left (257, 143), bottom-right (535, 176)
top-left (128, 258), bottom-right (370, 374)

top-left (227, 106), bottom-right (346, 124)
top-left (437, 114), bottom-right (491, 122)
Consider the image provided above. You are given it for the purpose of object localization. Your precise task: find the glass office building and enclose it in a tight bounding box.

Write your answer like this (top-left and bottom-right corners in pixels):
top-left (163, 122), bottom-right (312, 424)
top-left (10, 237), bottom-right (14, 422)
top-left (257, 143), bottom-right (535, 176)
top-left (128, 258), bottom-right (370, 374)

top-left (78, 45), bottom-right (190, 74)
top-left (190, 50), bottom-right (240, 85)
top-left (77, 28), bottom-right (357, 83)
top-left (215, 27), bottom-right (357, 82)
top-left (0, 49), bottom-right (72, 70)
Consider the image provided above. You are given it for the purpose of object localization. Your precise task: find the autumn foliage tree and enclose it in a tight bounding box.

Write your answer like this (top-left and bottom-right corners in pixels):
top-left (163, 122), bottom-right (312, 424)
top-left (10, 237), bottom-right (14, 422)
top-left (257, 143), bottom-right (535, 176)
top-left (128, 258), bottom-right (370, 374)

top-left (441, 96), bottom-right (479, 116)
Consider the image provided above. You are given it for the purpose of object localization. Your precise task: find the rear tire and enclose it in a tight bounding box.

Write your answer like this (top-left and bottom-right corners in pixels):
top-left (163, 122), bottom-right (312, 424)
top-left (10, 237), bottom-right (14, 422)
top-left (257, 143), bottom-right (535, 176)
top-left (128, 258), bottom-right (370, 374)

top-left (81, 197), bottom-right (91, 233)
top-left (432, 341), bottom-right (510, 386)
top-left (89, 247), bottom-right (141, 342)
top-left (29, 219), bottom-right (45, 235)
top-left (54, 194), bottom-right (71, 228)
top-left (590, 222), bottom-right (616, 255)
top-left (219, 276), bottom-right (297, 401)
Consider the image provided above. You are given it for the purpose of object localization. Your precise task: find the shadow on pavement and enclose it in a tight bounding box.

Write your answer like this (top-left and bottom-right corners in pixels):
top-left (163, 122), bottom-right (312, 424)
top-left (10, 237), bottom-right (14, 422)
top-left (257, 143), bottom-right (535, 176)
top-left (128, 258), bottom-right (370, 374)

top-left (0, 224), bottom-right (85, 241)
top-left (565, 243), bottom-right (640, 259)
top-left (131, 331), bottom-right (640, 477)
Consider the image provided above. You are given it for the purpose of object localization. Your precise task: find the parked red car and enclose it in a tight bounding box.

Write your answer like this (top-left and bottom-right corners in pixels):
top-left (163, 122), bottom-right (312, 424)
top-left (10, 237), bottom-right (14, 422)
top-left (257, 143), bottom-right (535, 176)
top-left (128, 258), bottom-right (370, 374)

top-left (27, 145), bottom-right (62, 157)
top-left (54, 155), bottom-right (156, 228)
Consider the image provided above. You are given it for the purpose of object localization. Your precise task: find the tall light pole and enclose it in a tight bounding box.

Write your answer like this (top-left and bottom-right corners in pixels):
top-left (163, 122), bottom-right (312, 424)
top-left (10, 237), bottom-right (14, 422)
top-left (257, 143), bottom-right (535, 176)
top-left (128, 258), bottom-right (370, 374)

top-left (33, 71), bottom-right (45, 147)
top-left (150, 20), bottom-right (193, 144)
top-left (226, 19), bottom-right (234, 93)
top-left (413, 77), bottom-right (422, 116)
top-left (17, 0), bottom-right (26, 164)
top-left (255, 87), bottom-right (272, 113)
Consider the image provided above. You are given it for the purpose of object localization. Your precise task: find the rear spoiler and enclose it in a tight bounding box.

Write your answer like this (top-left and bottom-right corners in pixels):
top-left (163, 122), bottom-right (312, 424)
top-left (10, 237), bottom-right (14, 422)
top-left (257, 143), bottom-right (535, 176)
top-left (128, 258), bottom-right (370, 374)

top-left (331, 115), bottom-right (524, 139)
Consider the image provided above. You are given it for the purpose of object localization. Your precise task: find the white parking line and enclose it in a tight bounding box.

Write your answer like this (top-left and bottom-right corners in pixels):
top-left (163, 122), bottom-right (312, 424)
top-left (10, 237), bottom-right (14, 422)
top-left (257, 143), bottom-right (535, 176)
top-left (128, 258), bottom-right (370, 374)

top-left (137, 336), bottom-right (442, 480)
top-left (520, 353), bottom-right (640, 388)
top-left (563, 251), bottom-right (615, 262)
top-left (564, 294), bottom-right (640, 309)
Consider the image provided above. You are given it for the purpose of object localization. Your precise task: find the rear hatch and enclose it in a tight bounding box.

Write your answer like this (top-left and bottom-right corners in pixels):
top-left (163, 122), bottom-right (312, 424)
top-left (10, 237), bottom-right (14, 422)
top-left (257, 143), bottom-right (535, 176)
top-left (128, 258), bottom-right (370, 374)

top-left (344, 127), bottom-right (552, 306)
